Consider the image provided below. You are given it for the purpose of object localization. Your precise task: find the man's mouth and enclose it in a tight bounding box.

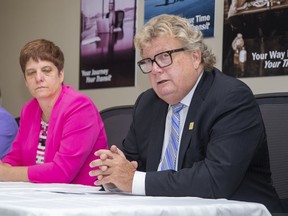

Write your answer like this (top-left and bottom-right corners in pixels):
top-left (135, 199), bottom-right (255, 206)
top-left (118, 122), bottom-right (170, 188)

top-left (157, 80), bottom-right (168, 85)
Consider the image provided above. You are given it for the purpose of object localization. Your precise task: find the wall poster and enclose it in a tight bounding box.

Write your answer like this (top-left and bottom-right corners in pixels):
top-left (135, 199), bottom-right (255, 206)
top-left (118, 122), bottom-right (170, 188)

top-left (223, 0), bottom-right (288, 78)
top-left (144, 0), bottom-right (215, 38)
top-left (80, 0), bottom-right (136, 89)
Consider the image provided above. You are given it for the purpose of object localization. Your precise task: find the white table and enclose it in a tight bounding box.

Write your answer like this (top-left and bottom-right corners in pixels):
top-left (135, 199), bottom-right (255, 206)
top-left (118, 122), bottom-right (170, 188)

top-left (0, 182), bottom-right (271, 216)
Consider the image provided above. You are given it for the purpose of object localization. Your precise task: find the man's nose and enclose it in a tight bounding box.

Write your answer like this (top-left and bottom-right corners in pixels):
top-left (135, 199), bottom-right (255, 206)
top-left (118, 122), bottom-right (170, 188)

top-left (151, 61), bottom-right (162, 74)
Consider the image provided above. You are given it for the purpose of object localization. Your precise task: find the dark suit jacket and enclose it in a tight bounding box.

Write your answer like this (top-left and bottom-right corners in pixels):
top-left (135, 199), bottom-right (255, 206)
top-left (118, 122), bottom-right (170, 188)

top-left (122, 68), bottom-right (283, 213)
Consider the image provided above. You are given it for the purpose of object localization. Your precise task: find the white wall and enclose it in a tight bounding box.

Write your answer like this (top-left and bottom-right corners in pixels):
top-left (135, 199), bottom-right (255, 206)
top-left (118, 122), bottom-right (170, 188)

top-left (0, 0), bottom-right (287, 117)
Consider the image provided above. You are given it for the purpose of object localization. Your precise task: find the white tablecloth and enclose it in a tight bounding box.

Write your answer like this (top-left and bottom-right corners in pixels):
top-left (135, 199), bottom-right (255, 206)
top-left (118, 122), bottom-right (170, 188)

top-left (0, 182), bottom-right (271, 216)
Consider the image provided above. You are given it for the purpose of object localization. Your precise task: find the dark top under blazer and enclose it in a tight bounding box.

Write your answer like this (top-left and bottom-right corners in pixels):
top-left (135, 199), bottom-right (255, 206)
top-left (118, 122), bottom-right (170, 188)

top-left (122, 68), bottom-right (283, 213)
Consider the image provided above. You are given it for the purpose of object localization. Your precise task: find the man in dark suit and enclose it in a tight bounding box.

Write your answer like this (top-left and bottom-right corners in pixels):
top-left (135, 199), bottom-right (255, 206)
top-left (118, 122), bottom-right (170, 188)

top-left (90, 14), bottom-right (283, 213)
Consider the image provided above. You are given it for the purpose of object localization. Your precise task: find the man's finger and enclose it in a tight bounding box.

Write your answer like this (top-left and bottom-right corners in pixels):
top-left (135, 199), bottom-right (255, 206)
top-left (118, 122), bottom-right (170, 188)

top-left (131, 161), bottom-right (138, 169)
top-left (89, 167), bottom-right (111, 177)
top-left (110, 145), bottom-right (126, 158)
top-left (90, 158), bottom-right (113, 168)
top-left (100, 165), bottom-right (108, 171)
top-left (94, 175), bottom-right (111, 186)
top-left (94, 149), bottom-right (115, 158)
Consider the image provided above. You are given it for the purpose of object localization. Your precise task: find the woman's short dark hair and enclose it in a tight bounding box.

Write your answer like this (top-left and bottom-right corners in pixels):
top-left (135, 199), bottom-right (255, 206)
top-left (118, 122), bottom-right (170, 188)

top-left (19, 39), bottom-right (64, 74)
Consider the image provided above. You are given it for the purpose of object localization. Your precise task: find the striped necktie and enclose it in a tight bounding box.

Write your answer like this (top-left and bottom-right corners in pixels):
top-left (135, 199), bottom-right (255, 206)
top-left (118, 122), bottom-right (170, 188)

top-left (161, 103), bottom-right (184, 170)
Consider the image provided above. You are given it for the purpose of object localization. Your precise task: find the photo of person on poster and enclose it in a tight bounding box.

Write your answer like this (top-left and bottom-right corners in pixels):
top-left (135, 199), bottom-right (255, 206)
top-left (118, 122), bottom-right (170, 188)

top-left (80, 0), bottom-right (136, 89)
top-left (223, 0), bottom-right (288, 78)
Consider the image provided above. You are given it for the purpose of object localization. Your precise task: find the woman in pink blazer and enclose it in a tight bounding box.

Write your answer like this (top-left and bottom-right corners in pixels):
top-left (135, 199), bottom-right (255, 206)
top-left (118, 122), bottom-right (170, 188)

top-left (0, 39), bottom-right (108, 186)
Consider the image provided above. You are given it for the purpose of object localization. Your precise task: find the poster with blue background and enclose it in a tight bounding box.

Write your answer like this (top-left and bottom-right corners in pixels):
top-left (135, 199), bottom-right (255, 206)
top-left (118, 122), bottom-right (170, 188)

top-left (144, 0), bottom-right (215, 38)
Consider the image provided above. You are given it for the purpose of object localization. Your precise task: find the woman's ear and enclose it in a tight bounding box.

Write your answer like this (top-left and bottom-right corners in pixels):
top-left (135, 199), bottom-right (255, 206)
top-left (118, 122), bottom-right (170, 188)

top-left (60, 69), bottom-right (64, 83)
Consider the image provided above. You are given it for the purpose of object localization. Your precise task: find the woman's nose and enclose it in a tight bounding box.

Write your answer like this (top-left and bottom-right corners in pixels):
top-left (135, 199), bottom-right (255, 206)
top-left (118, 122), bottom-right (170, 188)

top-left (35, 71), bottom-right (43, 82)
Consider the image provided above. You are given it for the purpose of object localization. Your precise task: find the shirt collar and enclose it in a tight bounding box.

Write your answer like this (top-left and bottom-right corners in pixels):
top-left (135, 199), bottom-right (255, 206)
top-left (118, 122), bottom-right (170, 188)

top-left (180, 71), bottom-right (203, 107)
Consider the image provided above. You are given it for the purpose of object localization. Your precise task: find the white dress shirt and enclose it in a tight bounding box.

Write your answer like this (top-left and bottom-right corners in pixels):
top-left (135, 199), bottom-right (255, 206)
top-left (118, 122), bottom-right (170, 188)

top-left (132, 72), bottom-right (203, 195)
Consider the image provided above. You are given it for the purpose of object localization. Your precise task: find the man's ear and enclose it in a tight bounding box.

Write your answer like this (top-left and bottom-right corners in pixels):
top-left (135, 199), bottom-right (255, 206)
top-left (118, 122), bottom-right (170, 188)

top-left (192, 49), bottom-right (201, 70)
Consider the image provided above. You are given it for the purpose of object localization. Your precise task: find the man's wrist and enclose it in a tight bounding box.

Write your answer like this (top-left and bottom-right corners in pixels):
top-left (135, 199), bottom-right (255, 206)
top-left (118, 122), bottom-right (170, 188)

top-left (132, 171), bottom-right (146, 195)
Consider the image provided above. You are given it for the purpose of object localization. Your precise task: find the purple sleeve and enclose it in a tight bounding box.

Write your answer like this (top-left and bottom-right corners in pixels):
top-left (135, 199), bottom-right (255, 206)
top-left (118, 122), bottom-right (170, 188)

top-left (0, 107), bottom-right (18, 159)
